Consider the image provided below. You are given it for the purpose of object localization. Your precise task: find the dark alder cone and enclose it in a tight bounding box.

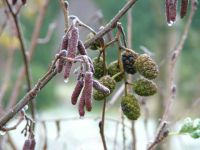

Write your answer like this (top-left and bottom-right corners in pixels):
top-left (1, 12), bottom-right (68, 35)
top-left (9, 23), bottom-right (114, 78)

top-left (57, 50), bottom-right (68, 73)
top-left (108, 61), bottom-right (123, 82)
top-left (134, 54), bottom-right (159, 79)
top-left (93, 75), bottom-right (116, 101)
top-left (180, 0), bottom-right (189, 18)
top-left (165, 0), bottom-right (178, 25)
top-left (71, 79), bottom-right (84, 105)
top-left (133, 78), bottom-right (157, 96)
top-left (83, 72), bottom-right (93, 111)
top-left (121, 94), bottom-right (140, 120)
top-left (77, 40), bottom-right (87, 55)
top-left (122, 51), bottom-right (138, 74)
top-left (64, 26), bottom-right (79, 79)
top-left (12, 0), bottom-right (17, 5)
top-left (93, 80), bottom-right (110, 95)
top-left (93, 57), bottom-right (104, 79)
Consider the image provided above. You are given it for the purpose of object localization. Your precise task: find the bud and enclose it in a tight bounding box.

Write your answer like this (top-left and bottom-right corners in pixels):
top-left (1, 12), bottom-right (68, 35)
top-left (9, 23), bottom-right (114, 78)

top-left (134, 54), bottom-right (159, 79)
top-left (64, 26), bottom-right (79, 79)
top-left (71, 79), bottom-right (84, 105)
top-left (93, 80), bottom-right (110, 95)
top-left (180, 0), bottom-right (189, 18)
top-left (93, 57), bottom-right (104, 79)
top-left (12, 0), bottom-right (17, 5)
top-left (21, 0), bottom-right (26, 5)
top-left (77, 40), bottom-right (87, 55)
top-left (82, 72), bottom-right (93, 111)
top-left (121, 94), bottom-right (140, 120)
top-left (57, 50), bottom-right (68, 73)
top-left (108, 61), bottom-right (123, 82)
top-left (122, 51), bottom-right (138, 74)
top-left (93, 75), bottom-right (116, 101)
top-left (133, 78), bottom-right (157, 96)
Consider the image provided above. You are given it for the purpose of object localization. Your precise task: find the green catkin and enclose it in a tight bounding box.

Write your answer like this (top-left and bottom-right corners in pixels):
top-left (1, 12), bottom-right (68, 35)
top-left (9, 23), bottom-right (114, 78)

top-left (93, 57), bottom-right (104, 79)
top-left (134, 54), bottom-right (159, 79)
top-left (121, 94), bottom-right (140, 120)
top-left (133, 78), bottom-right (157, 96)
top-left (93, 75), bottom-right (116, 101)
top-left (108, 60), bottom-right (123, 82)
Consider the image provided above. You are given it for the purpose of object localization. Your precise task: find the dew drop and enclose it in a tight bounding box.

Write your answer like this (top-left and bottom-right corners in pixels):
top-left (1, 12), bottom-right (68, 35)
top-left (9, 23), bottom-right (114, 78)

top-left (0, 130), bottom-right (6, 135)
top-left (23, 105), bottom-right (29, 111)
top-left (167, 20), bottom-right (174, 27)
top-left (64, 78), bottom-right (69, 83)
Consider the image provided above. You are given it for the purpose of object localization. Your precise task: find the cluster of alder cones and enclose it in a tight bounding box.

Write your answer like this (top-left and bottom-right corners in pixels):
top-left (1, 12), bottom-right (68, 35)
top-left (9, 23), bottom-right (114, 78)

top-left (92, 48), bottom-right (159, 120)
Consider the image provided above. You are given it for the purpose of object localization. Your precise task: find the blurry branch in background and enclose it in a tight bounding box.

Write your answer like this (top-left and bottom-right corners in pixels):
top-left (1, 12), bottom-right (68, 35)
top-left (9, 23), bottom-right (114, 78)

top-left (4, 0), bottom-right (35, 120)
top-left (147, 1), bottom-right (198, 149)
top-left (6, 0), bottom-right (50, 110)
top-left (37, 22), bottom-right (56, 44)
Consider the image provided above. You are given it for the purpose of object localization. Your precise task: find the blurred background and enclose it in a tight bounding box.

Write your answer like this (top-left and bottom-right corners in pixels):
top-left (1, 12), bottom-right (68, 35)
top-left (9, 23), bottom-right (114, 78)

top-left (0, 0), bottom-right (200, 149)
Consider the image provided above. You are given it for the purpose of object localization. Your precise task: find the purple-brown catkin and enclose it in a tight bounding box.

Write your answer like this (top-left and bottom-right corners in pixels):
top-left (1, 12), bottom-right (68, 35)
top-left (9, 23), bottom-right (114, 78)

top-left (64, 26), bottom-right (79, 79)
top-left (29, 138), bottom-right (36, 150)
top-left (61, 34), bottom-right (69, 50)
top-left (12, 0), bottom-right (17, 5)
top-left (57, 50), bottom-right (68, 73)
top-left (165, 0), bottom-right (177, 24)
top-left (23, 139), bottom-right (30, 150)
top-left (180, 0), bottom-right (189, 18)
top-left (78, 94), bottom-right (85, 116)
top-left (21, 0), bottom-right (26, 5)
top-left (82, 72), bottom-right (93, 111)
top-left (93, 80), bottom-right (110, 94)
top-left (71, 79), bottom-right (84, 105)
top-left (77, 40), bottom-right (87, 55)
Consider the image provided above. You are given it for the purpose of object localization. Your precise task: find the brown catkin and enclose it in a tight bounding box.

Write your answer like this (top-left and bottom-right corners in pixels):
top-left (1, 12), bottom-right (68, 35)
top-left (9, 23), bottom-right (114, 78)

top-left (64, 26), bottom-right (79, 79)
top-left (77, 40), bottom-right (87, 55)
top-left (23, 139), bottom-right (30, 150)
top-left (180, 0), bottom-right (189, 18)
top-left (165, 0), bottom-right (177, 24)
top-left (71, 79), bottom-right (84, 105)
top-left (83, 72), bottom-right (93, 111)
top-left (78, 94), bottom-right (85, 116)
top-left (93, 80), bottom-right (110, 95)
top-left (57, 50), bottom-right (67, 73)
top-left (29, 138), bottom-right (36, 150)
top-left (61, 34), bottom-right (69, 50)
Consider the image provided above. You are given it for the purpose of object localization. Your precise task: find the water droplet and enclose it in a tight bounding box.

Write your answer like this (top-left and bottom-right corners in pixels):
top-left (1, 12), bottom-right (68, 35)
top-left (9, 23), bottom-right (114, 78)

top-left (0, 130), bottom-right (6, 135)
top-left (23, 105), bottom-right (29, 111)
top-left (167, 21), bottom-right (174, 27)
top-left (64, 78), bottom-right (69, 83)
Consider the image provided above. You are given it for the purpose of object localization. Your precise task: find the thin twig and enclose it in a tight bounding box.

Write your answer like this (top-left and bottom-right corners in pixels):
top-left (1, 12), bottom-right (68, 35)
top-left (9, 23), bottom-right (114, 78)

top-left (147, 1), bottom-right (197, 149)
top-left (5, 0), bottom-right (34, 120)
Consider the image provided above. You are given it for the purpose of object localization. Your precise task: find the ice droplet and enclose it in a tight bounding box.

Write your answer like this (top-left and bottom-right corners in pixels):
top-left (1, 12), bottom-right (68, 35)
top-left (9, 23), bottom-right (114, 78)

top-left (0, 130), bottom-right (6, 135)
top-left (167, 20), bottom-right (174, 27)
top-left (64, 78), bottom-right (69, 83)
top-left (23, 105), bottom-right (29, 111)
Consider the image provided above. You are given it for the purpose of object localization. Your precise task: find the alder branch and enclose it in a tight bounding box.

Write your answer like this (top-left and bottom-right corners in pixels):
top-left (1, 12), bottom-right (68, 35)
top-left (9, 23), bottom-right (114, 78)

top-left (0, 0), bottom-right (138, 129)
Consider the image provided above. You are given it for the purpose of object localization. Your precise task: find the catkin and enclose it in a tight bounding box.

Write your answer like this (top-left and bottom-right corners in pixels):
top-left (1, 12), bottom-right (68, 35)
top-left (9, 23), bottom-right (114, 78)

top-left (71, 79), bottom-right (84, 105)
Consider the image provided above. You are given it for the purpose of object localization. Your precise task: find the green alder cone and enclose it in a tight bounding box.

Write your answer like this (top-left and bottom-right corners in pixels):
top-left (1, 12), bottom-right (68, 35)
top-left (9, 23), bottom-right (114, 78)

top-left (108, 60), bottom-right (123, 82)
top-left (93, 75), bottom-right (116, 101)
top-left (86, 33), bottom-right (102, 50)
top-left (93, 57), bottom-right (104, 79)
top-left (133, 78), bottom-right (157, 96)
top-left (134, 54), bottom-right (159, 79)
top-left (121, 94), bottom-right (140, 120)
